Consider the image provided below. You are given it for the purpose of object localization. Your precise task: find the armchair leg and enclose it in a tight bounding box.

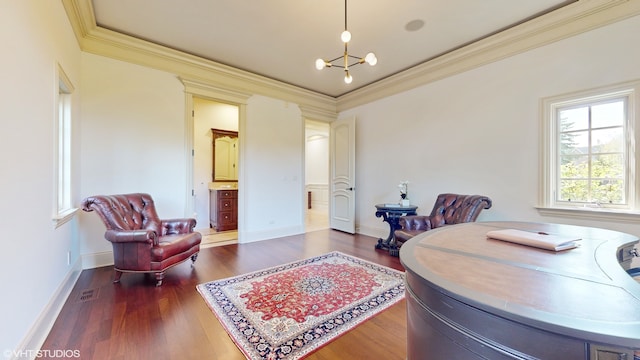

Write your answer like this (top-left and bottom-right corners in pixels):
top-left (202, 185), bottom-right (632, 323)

top-left (155, 272), bottom-right (165, 287)
top-left (113, 270), bottom-right (123, 283)
top-left (191, 253), bottom-right (199, 264)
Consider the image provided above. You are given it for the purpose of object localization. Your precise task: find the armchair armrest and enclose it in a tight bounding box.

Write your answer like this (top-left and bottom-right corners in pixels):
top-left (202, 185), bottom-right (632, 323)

top-left (104, 229), bottom-right (156, 244)
top-left (161, 218), bottom-right (197, 235)
top-left (399, 215), bottom-right (433, 231)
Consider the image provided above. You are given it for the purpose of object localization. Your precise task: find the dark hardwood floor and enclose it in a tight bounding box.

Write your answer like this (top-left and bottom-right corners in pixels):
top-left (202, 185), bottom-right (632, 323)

top-left (39, 230), bottom-right (407, 359)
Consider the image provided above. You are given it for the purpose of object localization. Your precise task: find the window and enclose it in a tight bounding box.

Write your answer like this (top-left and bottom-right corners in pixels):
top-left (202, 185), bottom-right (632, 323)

top-left (540, 80), bottom-right (640, 219)
top-left (54, 65), bottom-right (77, 227)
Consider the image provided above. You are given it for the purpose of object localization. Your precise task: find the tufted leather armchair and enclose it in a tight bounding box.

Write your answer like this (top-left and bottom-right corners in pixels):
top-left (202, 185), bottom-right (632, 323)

top-left (394, 193), bottom-right (492, 244)
top-left (82, 193), bottom-right (202, 286)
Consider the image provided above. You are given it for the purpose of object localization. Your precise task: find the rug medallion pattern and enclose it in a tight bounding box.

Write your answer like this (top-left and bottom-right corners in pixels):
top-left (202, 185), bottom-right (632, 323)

top-left (197, 251), bottom-right (405, 360)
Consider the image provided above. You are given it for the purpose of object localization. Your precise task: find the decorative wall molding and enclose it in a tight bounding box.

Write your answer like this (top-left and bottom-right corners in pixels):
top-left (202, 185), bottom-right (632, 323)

top-left (62, 0), bottom-right (336, 116)
top-left (299, 105), bottom-right (337, 123)
top-left (337, 0), bottom-right (640, 110)
top-left (62, 0), bottom-right (640, 113)
top-left (181, 78), bottom-right (252, 105)
top-left (306, 184), bottom-right (329, 211)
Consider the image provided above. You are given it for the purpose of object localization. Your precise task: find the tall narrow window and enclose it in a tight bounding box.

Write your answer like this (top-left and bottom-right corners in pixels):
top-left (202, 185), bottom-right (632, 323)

top-left (54, 65), bottom-right (77, 227)
top-left (540, 80), bottom-right (639, 215)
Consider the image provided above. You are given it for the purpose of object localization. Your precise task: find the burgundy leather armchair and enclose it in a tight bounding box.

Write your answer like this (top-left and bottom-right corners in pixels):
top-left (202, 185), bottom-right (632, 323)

top-left (394, 193), bottom-right (492, 244)
top-left (82, 193), bottom-right (202, 286)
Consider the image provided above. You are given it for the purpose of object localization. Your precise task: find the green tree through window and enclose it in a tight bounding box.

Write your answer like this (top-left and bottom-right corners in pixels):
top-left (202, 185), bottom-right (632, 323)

top-left (557, 100), bottom-right (625, 205)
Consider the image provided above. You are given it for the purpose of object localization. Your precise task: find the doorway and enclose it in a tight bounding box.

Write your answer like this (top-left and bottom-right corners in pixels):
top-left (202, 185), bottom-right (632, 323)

top-left (305, 120), bottom-right (330, 231)
top-left (193, 97), bottom-right (239, 245)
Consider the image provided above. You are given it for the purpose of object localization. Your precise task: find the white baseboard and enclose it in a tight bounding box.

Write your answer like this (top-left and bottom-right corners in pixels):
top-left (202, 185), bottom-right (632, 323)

top-left (67, 225), bottom-right (383, 267)
top-left (81, 251), bottom-right (114, 269)
top-left (239, 225), bottom-right (305, 244)
top-left (357, 224), bottom-right (388, 240)
top-left (200, 239), bottom-right (238, 248)
top-left (78, 225), bottom-right (386, 268)
top-left (12, 258), bottom-right (82, 360)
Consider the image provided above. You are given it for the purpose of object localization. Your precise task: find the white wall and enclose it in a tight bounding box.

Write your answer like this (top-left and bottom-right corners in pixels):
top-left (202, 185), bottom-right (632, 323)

top-left (0, 1), bottom-right (82, 356)
top-left (242, 95), bottom-right (305, 241)
top-left (347, 14), bottom-right (640, 238)
top-left (79, 53), bottom-right (187, 265)
top-left (80, 56), bottom-right (308, 254)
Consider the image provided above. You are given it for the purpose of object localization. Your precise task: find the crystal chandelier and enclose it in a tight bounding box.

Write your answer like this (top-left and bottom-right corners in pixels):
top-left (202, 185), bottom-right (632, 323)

top-left (315, 0), bottom-right (377, 84)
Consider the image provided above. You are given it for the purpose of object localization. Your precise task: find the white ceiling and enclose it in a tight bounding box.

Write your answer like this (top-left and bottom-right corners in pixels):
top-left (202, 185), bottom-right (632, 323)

top-left (91, 0), bottom-right (575, 98)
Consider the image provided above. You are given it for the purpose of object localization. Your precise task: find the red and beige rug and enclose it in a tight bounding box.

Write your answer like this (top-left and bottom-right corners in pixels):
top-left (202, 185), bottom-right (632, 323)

top-left (197, 251), bottom-right (405, 359)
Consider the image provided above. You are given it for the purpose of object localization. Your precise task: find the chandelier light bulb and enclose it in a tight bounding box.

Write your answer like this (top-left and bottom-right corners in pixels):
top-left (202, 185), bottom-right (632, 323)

top-left (314, 0), bottom-right (376, 84)
top-left (344, 71), bottom-right (353, 84)
top-left (365, 52), bottom-right (377, 66)
top-left (341, 30), bottom-right (351, 43)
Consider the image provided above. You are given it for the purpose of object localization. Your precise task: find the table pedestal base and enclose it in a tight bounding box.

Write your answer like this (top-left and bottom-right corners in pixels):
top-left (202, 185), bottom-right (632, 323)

top-left (374, 204), bottom-right (418, 257)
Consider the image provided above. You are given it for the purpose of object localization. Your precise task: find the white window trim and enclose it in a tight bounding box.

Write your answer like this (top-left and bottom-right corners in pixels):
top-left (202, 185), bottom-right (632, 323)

top-left (538, 79), bottom-right (640, 221)
top-left (53, 64), bottom-right (78, 228)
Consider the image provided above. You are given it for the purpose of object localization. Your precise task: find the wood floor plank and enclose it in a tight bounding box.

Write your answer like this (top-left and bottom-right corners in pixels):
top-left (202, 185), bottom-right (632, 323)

top-left (38, 230), bottom-right (407, 359)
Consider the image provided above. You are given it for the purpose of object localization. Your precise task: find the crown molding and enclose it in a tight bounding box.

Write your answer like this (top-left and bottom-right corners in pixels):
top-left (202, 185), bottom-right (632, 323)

top-left (85, 26), bottom-right (337, 114)
top-left (337, 0), bottom-right (640, 111)
top-left (62, 0), bottom-right (337, 116)
top-left (61, 0), bottom-right (97, 44)
top-left (305, 119), bottom-right (331, 132)
top-left (180, 78), bottom-right (252, 105)
top-left (62, 0), bottom-right (639, 114)
top-left (299, 105), bottom-right (338, 123)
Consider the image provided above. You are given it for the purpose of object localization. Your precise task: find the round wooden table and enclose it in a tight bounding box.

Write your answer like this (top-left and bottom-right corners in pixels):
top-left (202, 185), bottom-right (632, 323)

top-left (400, 221), bottom-right (640, 359)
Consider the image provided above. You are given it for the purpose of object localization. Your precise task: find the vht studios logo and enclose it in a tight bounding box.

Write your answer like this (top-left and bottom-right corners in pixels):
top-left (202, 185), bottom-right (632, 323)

top-left (4, 349), bottom-right (80, 359)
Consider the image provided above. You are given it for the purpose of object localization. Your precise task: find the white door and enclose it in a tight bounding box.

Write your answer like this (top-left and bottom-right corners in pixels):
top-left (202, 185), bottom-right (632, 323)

top-left (192, 99), bottom-right (211, 228)
top-left (329, 116), bottom-right (356, 233)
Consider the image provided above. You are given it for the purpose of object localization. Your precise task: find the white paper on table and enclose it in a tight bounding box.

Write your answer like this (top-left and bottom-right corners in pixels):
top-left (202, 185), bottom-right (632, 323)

top-left (486, 229), bottom-right (581, 251)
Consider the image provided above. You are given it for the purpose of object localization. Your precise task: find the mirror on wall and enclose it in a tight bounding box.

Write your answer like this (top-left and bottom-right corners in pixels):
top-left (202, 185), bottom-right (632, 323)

top-left (212, 128), bottom-right (238, 182)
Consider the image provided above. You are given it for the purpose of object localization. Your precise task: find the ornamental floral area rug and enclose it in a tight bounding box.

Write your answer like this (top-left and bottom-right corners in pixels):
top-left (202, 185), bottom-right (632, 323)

top-left (196, 251), bottom-right (405, 360)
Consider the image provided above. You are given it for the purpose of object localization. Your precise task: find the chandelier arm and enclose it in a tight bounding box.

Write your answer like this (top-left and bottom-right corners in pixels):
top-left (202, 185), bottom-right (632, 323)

top-left (327, 55), bottom-right (344, 64)
top-left (325, 55), bottom-right (364, 68)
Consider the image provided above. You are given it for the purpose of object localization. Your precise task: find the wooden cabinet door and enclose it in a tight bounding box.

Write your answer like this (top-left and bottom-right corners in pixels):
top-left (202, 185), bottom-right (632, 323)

top-left (215, 190), bottom-right (237, 231)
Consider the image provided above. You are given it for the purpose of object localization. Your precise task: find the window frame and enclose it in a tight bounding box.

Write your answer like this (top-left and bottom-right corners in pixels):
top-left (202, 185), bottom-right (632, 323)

top-left (53, 64), bottom-right (78, 228)
top-left (538, 80), bottom-right (640, 222)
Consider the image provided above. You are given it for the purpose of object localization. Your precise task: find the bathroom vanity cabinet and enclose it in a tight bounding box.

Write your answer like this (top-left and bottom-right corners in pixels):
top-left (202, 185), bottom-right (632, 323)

top-left (209, 189), bottom-right (237, 231)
